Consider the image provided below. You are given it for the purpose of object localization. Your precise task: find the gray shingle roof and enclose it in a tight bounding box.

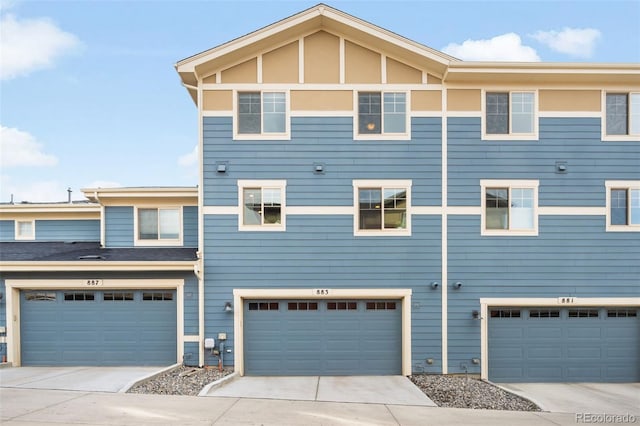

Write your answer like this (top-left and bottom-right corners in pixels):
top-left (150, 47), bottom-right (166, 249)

top-left (0, 242), bottom-right (197, 262)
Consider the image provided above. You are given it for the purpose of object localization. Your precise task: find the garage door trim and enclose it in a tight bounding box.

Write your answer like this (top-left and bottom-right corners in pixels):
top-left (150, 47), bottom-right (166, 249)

top-left (479, 297), bottom-right (640, 381)
top-left (5, 279), bottom-right (185, 366)
top-left (233, 288), bottom-right (413, 376)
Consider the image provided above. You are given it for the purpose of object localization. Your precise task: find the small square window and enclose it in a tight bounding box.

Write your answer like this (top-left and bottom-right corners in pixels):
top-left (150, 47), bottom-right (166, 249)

top-left (484, 91), bottom-right (537, 140)
top-left (353, 180), bottom-right (412, 236)
top-left (606, 182), bottom-right (640, 232)
top-left (481, 180), bottom-right (539, 236)
top-left (238, 180), bottom-right (286, 231)
top-left (236, 91), bottom-right (289, 139)
top-left (136, 207), bottom-right (182, 245)
top-left (357, 91), bottom-right (408, 139)
top-left (16, 220), bottom-right (35, 240)
top-left (605, 93), bottom-right (640, 137)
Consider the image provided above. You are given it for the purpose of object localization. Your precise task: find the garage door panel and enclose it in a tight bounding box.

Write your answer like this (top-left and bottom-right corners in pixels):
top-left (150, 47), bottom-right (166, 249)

top-left (21, 289), bottom-right (176, 366)
top-left (489, 307), bottom-right (639, 382)
top-left (244, 299), bottom-right (401, 375)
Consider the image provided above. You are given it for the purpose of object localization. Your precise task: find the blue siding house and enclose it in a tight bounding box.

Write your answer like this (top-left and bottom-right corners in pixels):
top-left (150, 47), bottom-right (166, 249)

top-left (0, 4), bottom-right (638, 383)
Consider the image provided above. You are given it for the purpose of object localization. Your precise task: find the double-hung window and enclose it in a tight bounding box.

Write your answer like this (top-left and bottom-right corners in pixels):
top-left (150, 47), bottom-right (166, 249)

top-left (481, 180), bottom-right (539, 236)
top-left (15, 220), bottom-right (35, 240)
top-left (357, 92), bottom-right (409, 139)
top-left (606, 181), bottom-right (640, 231)
top-left (236, 91), bottom-right (288, 138)
top-left (484, 91), bottom-right (537, 140)
top-left (238, 180), bottom-right (286, 231)
top-left (605, 93), bottom-right (640, 139)
top-left (136, 207), bottom-right (182, 245)
top-left (353, 180), bottom-right (411, 236)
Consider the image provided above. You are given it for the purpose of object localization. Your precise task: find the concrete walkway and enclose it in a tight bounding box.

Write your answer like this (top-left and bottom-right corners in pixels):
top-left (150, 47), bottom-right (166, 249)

top-left (0, 387), bottom-right (580, 425)
top-left (498, 382), bottom-right (640, 416)
top-left (0, 366), bottom-right (171, 393)
top-left (205, 375), bottom-right (437, 406)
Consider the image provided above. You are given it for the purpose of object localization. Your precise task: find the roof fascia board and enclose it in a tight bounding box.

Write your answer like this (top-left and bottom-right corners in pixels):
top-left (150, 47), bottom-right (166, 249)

top-left (0, 205), bottom-right (100, 214)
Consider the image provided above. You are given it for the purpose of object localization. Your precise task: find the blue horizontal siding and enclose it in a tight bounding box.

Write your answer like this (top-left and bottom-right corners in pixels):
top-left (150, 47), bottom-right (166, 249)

top-left (105, 206), bottom-right (134, 247)
top-left (203, 214), bottom-right (442, 370)
top-left (0, 220), bottom-right (14, 241)
top-left (203, 116), bottom-right (442, 207)
top-left (183, 275), bottom-right (199, 335)
top-left (183, 206), bottom-right (198, 247)
top-left (446, 214), bottom-right (640, 373)
top-left (448, 117), bottom-right (640, 207)
top-left (35, 220), bottom-right (100, 241)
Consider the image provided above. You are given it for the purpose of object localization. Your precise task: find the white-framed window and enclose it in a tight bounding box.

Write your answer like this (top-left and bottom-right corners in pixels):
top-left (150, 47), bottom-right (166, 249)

top-left (353, 180), bottom-right (412, 236)
top-left (355, 91), bottom-right (410, 140)
top-left (238, 180), bottom-right (286, 231)
top-left (482, 90), bottom-right (538, 140)
top-left (234, 91), bottom-right (290, 140)
top-left (134, 206), bottom-right (182, 246)
top-left (605, 181), bottom-right (640, 232)
top-left (480, 180), bottom-right (539, 236)
top-left (603, 92), bottom-right (640, 141)
top-left (15, 220), bottom-right (35, 240)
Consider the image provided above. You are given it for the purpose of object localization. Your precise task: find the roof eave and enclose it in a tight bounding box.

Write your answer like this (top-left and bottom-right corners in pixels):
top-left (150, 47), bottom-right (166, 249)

top-left (0, 260), bottom-right (197, 272)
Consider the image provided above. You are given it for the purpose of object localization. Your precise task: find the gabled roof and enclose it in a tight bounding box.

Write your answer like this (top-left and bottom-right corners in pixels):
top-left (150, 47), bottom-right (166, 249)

top-left (175, 3), bottom-right (457, 97)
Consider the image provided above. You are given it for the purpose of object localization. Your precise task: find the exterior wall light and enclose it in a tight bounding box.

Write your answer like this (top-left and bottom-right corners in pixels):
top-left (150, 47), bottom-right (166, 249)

top-left (452, 281), bottom-right (462, 289)
top-left (224, 302), bottom-right (233, 312)
top-left (430, 281), bottom-right (439, 289)
top-left (472, 310), bottom-right (480, 320)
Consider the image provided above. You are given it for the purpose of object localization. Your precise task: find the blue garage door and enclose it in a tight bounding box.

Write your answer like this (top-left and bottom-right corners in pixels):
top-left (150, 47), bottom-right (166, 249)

top-left (244, 299), bottom-right (402, 375)
top-left (21, 289), bottom-right (176, 366)
top-left (489, 307), bottom-right (639, 382)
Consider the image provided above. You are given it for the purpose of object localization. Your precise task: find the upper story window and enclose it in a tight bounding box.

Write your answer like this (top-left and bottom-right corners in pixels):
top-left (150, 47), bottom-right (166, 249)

top-left (136, 207), bottom-right (182, 245)
top-left (606, 181), bottom-right (639, 232)
top-left (238, 180), bottom-right (286, 231)
top-left (484, 91), bottom-right (537, 140)
top-left (353, 180), bottom-right (412, 236)
top-left (15, 220), bottom-right (35, 240)
top-left (481, 180), bottom-right (539, 236)
top-left (356, 92), bottom-right (409, 139)
top-left (605, 93), bottom-right (640, 139)
top-left (236, 91), bottom-right (289, 139)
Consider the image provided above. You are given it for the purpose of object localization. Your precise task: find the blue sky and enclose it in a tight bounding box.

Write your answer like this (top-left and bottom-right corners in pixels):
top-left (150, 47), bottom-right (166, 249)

top-left (1, 0), bottom-right (639, 202)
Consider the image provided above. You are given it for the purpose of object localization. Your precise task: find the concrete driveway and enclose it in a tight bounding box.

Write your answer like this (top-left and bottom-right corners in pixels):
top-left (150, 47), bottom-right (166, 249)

top-left (498, 383), bottom-right (640, 415)
top-left (205, 375), bottom-right (437, 406)
top-left (0, 366), bottom-right (174, 393)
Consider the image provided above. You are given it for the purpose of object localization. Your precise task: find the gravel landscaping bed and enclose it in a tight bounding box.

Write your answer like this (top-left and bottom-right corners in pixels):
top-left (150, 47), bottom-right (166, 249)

top-left (410, 374), bottom-right (540, 411)
top-left (128, 366), bottom-right (234, 396)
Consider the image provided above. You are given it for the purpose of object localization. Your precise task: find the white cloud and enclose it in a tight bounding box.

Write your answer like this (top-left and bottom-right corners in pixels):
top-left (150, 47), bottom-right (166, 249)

top-left (178, 145), bottom-right (198, 168)
top-left (442, 33), bottom-right (540, 62)
top-left (0, 13), bottom-right (81, 80)
top-left (0, 175), bottom-right (72, 203)
top-left (531, 27), bottom-right (601, 58)
top-left (0, 125), bottom-right (58, 167)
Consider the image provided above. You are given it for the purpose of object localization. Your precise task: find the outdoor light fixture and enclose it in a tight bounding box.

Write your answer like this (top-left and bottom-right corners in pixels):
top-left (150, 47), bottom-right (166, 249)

top-left (430, 281), bottom-right (439, 290)
top-left (224, 302), bottom-right (233, 312)
top-left (472, 310), bottom-right (480, 320)
top-left (453, 281), bottom-right (463, 290)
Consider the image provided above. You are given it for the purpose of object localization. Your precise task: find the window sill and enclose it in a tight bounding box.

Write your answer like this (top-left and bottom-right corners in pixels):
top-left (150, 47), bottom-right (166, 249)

top-left (135, 239), bottom-right (184, 247)
top-left (238, 225), bottom-right (286, 232)
top-left (233, 133), bottom-right (291, 141)
top-left (606, 225), bottom-right (640, 232)
top-left (354, 134), bottom-right (411, 141)
top-left (481, 133), bottom-right (539, 141)
top-left (601, 135), bottom-right (640, 142)
top-left (481, 229), bottom-right (538, 237)
top-left (354, 229), bottom-right (411, 237)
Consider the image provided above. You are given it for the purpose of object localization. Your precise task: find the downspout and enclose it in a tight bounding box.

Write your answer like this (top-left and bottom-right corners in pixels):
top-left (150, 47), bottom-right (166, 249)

top-left (196, 76), bottom-right (205, 367)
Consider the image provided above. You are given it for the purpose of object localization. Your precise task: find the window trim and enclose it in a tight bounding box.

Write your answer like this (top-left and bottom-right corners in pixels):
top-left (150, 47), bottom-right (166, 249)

top-left (15, 220), bottom-right (35, 241)
top-left (233, 90), bottom-right (291, 140)
top-left (354, 91), bottom-right (411, 140)
top-left (481, 89), bottom-right (539, 141)
top-left (602, 91), bottom-right (640, 141)
top-left (605, 181), bottom-right (640, 232)
top-left (480, 179), bottom-right (539, 236)
top-left (134, 206), bottom-right (183, 246)
top-left (238, 180), bottom-right (287, 231)
top-left (352, 179), bottom-right (412, 236)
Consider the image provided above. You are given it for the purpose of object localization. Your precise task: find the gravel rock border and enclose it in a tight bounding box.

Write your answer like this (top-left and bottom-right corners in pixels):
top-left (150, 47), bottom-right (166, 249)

top-left (410, 374), bottom-right (540, 411)
top-left (128, 366), bottom-right (234, 396)
top-left (129, 367), bottom-right (540, 411)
